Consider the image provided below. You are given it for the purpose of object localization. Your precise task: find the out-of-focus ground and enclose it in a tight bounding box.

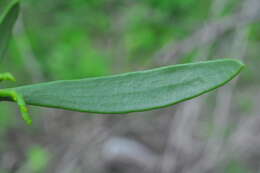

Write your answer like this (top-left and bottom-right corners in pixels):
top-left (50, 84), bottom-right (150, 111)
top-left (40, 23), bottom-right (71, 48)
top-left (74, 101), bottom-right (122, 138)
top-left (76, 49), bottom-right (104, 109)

top-left (0, 0), bottom-right (260, 172)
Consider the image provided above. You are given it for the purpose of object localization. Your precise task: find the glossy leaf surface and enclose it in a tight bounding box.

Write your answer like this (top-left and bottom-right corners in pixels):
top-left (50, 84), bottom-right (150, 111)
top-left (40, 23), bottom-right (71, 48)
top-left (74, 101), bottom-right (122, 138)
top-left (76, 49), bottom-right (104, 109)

top-left (7, 59), bottom-right (243, 113)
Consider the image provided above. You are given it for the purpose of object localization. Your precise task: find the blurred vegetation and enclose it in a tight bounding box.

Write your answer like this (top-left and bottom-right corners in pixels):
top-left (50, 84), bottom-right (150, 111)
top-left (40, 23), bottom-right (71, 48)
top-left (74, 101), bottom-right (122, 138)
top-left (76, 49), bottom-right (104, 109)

top-left (0, 0), bottom-right (259, 172)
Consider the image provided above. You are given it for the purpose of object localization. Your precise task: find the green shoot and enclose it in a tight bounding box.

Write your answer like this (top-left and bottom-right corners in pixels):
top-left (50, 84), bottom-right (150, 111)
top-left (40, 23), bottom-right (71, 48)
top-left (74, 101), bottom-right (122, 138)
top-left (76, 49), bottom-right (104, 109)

top-left (0, 73), bottom-right (32, 125)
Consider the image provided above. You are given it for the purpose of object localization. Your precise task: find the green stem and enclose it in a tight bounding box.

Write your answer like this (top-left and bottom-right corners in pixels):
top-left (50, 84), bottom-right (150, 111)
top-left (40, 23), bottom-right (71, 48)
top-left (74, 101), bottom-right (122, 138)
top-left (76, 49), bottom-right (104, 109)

top-left (0, 72), bottom-right (32, 125)
top-left (0, 89), bottom-right (32, 125)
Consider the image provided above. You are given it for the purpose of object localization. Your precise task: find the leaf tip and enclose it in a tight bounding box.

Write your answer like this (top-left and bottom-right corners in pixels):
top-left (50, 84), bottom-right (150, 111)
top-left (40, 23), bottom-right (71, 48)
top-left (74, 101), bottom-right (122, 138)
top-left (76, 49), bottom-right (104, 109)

top-left (222, 58), bottom-right (245, 74)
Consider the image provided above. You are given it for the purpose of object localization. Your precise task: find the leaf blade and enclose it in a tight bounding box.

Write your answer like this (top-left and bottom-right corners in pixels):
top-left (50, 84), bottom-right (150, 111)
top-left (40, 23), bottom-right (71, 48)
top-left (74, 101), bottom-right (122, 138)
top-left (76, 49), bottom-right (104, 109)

top-left (0, 0), bottom-right (19, 23)
top-left (9, 59), bottom-right (244, 113)
top-left (0, 3), bottom-right (19, 60)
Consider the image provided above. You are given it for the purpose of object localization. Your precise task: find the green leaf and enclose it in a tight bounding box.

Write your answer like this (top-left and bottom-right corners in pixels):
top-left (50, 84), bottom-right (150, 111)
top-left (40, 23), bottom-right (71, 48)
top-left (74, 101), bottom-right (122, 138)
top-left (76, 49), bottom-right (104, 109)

top-left (0, 0), bottom-right (19, 23)
top-left (6, 59), bottom-right (243, 113)
top-left (0, 2), bottom-right (19, 60)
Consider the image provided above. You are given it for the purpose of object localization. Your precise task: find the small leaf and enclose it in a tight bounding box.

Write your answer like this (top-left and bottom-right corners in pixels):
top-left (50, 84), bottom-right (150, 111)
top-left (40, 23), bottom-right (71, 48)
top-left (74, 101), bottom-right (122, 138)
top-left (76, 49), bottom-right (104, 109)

top-left (7, 59), bottom-right (243, 113)
top-left (0, 2), bottom-right (19, 60)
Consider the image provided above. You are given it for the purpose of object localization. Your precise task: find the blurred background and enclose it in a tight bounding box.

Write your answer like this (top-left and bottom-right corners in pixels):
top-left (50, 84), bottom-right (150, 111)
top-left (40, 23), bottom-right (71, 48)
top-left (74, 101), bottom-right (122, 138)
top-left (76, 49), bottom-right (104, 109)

top-left (0, 0), bottom-right (260, 172)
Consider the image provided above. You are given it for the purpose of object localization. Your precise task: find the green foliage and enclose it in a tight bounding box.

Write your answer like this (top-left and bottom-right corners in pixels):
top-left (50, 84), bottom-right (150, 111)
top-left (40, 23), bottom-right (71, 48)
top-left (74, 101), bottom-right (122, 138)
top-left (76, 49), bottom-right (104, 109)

top-left (0, 85), bottom-right (32, 125)
top-left (0, 0), bottom-right (244, 125)
top-left (47, 31), bottom-right (110, 79)
top-left (0, 2), bottom-right (19, 60)
top-left (0, 0), bottom-right (19, 22)
top-left (0, 1), bottom-right (257, 172)
top-left (2, 59), bottom-right (243, 114)
top-left (19, 0), bottom-right (111, 79)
